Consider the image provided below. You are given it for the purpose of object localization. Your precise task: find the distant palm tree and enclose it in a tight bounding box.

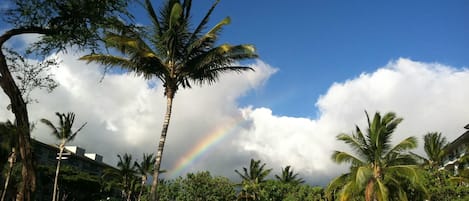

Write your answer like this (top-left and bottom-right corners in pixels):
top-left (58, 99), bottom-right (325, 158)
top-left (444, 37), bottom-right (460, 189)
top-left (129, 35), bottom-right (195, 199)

top-left (135, 153), bottom-right (155, 201)
top-left (275, 165), bottom-right (304, 185)
top-left (326, 111), bottom-right (427, 201)
top-left (423, 132), bottom-right (448, 169)
top-left (0, 120), bottom-right (17, 201)
top-left (235, 159), bottom-right (271, 200)
top-left (117, 153), bottom-right (137, 201)
top-left (40, 112), bottom-right (86, 201)
top-left (80, 1), bottom-right (257, 198)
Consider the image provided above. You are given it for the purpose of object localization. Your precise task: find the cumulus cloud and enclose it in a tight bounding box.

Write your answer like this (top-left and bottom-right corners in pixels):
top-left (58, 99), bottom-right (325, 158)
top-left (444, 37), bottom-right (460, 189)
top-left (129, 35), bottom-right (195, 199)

top-left (234, 58), bottom-right (469, 185)
top-left (1, 55), bottom-right (469, 186)
top-left (0, 53), bottom-right (277, 180)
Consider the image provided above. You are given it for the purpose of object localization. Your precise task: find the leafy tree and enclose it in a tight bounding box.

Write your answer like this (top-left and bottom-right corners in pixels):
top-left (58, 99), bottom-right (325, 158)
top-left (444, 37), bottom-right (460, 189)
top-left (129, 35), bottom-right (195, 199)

top-left (326, 111), bottom-right (427, 201)
top-left (134, 153), bottom-right (155, 201)
top-left (35, 165), bottom-right (103, 201)
top-left (177, 171), bottom-right (236, 201)
top-left (40, 112), bottom-right (86, 201)
top-left (79, 0), bottom-right (257, 198)
top-left (420, 169), bottom-right (469, 201)
top-left (235, 159), bottom-right (272, 201)
top-left (0, 1), bottom-right (130, 199)
top-left (3, 48), bottom-right (58, 104)
top-left (284, 185), bottom-right (326, 201)
top-left (275, 166), bottom-right (304, 185)
top-left (156, 171), bottom-right (236, 201)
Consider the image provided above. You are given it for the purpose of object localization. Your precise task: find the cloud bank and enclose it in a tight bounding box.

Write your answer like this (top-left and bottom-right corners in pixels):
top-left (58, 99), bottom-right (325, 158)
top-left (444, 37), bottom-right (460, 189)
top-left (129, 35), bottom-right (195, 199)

top-left (1, 55), bottom-right (469, 186)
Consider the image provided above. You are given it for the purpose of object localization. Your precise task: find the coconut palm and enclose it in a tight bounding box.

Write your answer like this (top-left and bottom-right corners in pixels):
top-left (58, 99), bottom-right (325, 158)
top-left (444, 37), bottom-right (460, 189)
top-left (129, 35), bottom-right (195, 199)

top-left (40, 112), bottom-right (86, 201)
top-left (326, 111), bottom-right (427, 201)
top-left (117, 153), bottom-right (137, 201)
top-left (79, 0), bottom-right (257, 198)
top-left (275, 165), bottom-right (304, 185)
top-left (235, 159), bottom-right (271, 201)
top-left (423, 132), bottom-right (447, 169)
top-left (134, 153), bottom-right (155, 201)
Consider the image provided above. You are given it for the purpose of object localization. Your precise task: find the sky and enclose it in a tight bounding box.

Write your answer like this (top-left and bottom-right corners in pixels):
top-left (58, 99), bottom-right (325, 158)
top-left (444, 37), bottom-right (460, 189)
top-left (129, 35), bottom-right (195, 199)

top-left (1, 0), bottom-right (469, 186)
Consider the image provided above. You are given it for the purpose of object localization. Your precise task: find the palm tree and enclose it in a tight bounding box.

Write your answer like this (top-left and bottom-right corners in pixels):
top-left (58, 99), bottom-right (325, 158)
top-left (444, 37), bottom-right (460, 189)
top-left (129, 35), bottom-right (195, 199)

top-left (134, 153), bottom-right (155, 201)
top-left (326, 111), bottom-right (427, 201)
top-left (117, 153), bottom-right (137, 201)
top-left (275, 165), bottom-right (304, 185)
top-left (235, 159), bottom-right (271, 200)
top-left (0, 121), bottom-right (17, 201)
top-left (423, 132), bottom-right (448, 169)
top-left (40, 112), bottom-right (86, 201)
top-left (79, 0), bottom-right (257, 198)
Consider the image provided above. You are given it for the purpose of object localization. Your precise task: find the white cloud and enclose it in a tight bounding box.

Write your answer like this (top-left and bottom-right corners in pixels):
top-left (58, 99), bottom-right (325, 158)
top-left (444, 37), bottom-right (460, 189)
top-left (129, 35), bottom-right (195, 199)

top-left (2, 55), bottom-right (469, 186)
top-left (234, 58), bottom-right (469, 185)
top-left (0, 53), bottom-right (277, 180)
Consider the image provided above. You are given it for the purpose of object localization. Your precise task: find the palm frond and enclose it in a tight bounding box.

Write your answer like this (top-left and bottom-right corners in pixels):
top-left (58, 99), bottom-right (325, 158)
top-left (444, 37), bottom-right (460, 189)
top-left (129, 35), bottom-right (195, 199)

top-left (332, 151), bottom-right (365, 165)
top-left (40, 119), bottom-right (59, 138)
top-left (188, 0), bottom-right (220, 44)
top-left (144, 0), bottom-right (161, 35)
top-left (388, 136), bottom-right (417, 154)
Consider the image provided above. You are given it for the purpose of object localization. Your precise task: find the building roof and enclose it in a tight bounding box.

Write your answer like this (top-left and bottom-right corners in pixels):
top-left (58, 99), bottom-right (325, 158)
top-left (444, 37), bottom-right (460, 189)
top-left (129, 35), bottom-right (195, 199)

top-left (445, 125), bottom-right (469, 152)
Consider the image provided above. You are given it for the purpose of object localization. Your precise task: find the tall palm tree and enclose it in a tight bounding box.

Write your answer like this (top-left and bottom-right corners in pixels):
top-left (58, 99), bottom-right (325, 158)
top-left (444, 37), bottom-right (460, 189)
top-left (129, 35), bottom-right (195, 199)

top-left (79, 1), bottom-right (257, 198)
top-left (326, 111), bottom-right (426, 201)
top-left (0, 121), bottom-right (17, 201)
top-left (275, 165), bottom-right (304, 185)
top-left (40, 112), bottom-right (86, 201)
top-left (134, 153), bottom-right (155, 201)
top-left (117, 153), bottom-right (137, 201)
top-left (423, 132), bottom-right (447, 169)
top-left (235, 159), bottom-right (271, 201)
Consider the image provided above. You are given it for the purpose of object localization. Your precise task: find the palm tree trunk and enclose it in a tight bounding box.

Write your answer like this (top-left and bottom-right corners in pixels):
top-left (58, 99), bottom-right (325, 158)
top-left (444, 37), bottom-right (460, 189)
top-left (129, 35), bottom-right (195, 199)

top-left (150, 94), bottom-right (174, 201)
top-left (137, 176), bottom-right (145, 201)
top-left (126, 190), bottom-right (132, 201)
top-left (0, 48), bottom-right (36, 201)
top-left (1, 148), bottom-right (16, 201)
top-left (365, 180), bottom-right (374, 201)
top-left (52, 145), bottom-right (64, 201)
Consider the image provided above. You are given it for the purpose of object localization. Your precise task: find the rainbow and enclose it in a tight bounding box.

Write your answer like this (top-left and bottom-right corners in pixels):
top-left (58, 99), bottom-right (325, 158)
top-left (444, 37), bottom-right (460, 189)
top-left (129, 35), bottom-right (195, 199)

top-left (169, 117), bottom-right (246, 177)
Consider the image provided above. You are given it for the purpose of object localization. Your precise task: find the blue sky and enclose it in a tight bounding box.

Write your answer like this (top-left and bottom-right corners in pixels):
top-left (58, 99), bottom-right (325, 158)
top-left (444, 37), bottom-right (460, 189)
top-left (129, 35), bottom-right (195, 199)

top-left (151, 0), bottom-right (469, 117)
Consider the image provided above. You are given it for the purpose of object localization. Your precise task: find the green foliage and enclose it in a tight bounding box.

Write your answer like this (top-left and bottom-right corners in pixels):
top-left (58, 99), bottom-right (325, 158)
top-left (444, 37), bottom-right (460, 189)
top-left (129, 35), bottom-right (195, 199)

top-left (3, 48), bottom-right (58, 104)
top-left (327, 111), bottom-right (426, 201)
top-left (235, 159), bottom-right (272, 200)
top-left (2, 0), bottom-right (132, 54)
top-left (40, 112), bottom-right (87, 145)
top-left (157, 171), bottom-right (236, 201)
top-left (421, 132), bottom-right (448, 168)
top-left (420, 169), bottom-right (469, 201)
top-left (35, 165), bottom-right (104, 201)
top-left (275, 166), bottom-right (304, 185)
top-left (250, 180), bottom-right (326, 201)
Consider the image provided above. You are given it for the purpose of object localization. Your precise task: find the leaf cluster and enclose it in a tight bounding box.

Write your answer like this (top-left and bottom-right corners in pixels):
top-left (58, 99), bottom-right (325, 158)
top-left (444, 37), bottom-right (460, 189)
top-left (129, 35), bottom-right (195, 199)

top-left (2, 0), bottom-right (133, 54)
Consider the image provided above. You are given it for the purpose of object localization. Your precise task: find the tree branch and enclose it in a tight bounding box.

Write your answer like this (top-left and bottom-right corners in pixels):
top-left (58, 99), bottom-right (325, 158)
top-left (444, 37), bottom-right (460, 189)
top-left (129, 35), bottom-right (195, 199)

top-left (0, 27), bottom-right (54, 46)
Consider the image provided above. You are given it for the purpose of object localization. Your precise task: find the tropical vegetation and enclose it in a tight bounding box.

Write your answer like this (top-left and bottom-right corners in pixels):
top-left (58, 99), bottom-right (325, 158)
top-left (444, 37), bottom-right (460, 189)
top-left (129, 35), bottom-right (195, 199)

top-left (0, 0), bottom-right (468, 201)
top-left (326, 111), bottom-right (427, 201)
top-left (40, 112), bottom-right (87, 201)
top-left (79, 0), bottom-right (258, 198)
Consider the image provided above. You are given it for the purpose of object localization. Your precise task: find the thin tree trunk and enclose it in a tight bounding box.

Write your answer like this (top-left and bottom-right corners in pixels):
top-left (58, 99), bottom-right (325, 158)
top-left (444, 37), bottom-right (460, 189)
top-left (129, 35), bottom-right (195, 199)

top-left (365, 180), bottom-right (374, 201)
top-left (150, 95), bottom-right (174, 201)
top-left (126, 190), bottom-right (132, 201)
top-left (1, 148), bottom-right (16, 201)
top-left (0, 46), bottom-right (36, 201)
top-left (52, 145), bottom-right (64, 201)
top-left (137, 176), bottom-right (146, 201)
